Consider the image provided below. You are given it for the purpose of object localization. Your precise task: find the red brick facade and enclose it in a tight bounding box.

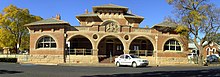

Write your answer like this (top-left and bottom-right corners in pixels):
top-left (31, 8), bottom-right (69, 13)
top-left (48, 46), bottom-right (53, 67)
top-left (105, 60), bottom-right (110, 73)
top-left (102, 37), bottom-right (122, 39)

top-left (26, 4), bottom-right (189, 64)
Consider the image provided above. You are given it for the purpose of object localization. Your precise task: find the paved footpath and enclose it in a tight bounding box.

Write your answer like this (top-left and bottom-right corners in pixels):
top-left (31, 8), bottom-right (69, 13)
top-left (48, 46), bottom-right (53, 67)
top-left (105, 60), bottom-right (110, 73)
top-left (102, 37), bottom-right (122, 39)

top-left (1, 62), bottom-right (220, 77)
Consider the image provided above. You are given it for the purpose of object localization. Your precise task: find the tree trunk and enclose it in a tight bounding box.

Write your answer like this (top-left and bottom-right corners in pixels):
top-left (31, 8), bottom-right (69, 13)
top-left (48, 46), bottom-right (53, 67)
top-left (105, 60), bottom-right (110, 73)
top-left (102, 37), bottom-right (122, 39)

top-left (198, 47), bottom-right (204, 66)
top-left (15, 43), bottom-right (18, 54)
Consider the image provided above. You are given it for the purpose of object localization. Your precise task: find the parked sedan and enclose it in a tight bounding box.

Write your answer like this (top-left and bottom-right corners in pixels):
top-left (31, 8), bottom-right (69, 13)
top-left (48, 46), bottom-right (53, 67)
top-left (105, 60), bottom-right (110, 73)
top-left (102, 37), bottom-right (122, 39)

top-left (115, 54), bottom-right (149, 68)
top-left (206, 55), bottom-right (219, 64)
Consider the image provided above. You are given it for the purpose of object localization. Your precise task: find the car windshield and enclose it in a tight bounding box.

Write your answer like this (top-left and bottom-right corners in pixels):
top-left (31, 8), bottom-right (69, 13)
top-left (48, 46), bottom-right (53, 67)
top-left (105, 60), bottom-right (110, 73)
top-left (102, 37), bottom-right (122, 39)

top-left (130, 55), bottom-right (140, 58)
top-left (207, 55), bottom-right (218, 58)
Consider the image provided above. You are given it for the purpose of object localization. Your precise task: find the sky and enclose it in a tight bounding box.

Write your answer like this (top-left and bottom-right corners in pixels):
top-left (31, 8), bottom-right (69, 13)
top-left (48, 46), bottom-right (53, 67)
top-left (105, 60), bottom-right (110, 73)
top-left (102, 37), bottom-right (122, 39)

top-left (0, 0), bottom-right (220, 28)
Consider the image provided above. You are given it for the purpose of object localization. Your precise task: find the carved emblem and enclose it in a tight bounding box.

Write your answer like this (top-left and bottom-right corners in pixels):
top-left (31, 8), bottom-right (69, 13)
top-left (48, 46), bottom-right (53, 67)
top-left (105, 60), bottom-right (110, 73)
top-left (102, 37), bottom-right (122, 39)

top-left (106, 22), bottom-right (119, 32)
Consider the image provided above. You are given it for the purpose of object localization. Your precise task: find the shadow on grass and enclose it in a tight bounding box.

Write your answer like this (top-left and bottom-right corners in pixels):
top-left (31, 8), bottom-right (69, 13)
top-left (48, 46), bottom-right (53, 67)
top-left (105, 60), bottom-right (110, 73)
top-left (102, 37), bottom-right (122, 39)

top-left (0, 70), bottom-right (23, 74)
top-left (82, 69), bottom-right (220, 77)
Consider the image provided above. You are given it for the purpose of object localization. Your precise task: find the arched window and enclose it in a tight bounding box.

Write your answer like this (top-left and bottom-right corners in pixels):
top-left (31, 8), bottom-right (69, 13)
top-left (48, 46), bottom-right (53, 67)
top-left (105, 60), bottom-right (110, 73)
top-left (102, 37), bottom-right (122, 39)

top-left (37, 36), bottom-right (56, 48)
top-left (206, 48), bottom-right (210, 55)
top-left (164, 39), bottom-right (181, 51)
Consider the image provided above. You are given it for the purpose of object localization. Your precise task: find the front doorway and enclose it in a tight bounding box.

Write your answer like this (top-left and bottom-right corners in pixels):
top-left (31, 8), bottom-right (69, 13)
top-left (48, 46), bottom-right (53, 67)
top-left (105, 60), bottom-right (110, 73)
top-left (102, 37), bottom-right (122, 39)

top-left (106, 41), bottom-right (113, 57)
top-left (98, 36), bottom-right (124, 63)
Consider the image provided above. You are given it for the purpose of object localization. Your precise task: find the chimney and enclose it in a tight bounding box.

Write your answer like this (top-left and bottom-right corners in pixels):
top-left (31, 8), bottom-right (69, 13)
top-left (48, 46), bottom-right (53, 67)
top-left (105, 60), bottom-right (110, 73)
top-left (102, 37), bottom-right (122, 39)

top-left (85, 9), bottom-right (88, 14)
top-left (56, 14), bottom-right (61, 20)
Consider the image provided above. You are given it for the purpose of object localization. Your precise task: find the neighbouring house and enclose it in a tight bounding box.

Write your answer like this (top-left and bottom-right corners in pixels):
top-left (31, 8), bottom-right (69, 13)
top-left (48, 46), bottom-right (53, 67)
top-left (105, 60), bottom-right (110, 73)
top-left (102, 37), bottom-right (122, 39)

top-left (203, 42), bottom-right (220, 57)
top-left (188, 41), bottom-right (199, 55)
top-left (24, 4), bottom-right (189, 65)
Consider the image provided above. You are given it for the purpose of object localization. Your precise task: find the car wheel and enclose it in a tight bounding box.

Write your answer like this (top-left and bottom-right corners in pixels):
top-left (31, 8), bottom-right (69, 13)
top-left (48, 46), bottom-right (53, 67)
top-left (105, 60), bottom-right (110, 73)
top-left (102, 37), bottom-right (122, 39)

top-left (116, 62), bottom-right (120, 67)
top-left (132, 62), bottom-right (137, 68)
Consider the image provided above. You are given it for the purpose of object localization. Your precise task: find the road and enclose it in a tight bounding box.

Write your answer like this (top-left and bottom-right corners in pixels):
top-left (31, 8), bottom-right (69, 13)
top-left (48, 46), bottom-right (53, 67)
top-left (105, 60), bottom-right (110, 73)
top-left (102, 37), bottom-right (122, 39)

top-left (0, 62), bottom-right (220, 77)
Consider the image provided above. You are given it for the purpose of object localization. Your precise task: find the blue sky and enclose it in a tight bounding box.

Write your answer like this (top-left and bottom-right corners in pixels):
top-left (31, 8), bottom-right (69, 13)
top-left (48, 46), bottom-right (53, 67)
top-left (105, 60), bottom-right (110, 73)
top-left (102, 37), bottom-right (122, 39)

top-left (0, 0), bottom-right (220, 28)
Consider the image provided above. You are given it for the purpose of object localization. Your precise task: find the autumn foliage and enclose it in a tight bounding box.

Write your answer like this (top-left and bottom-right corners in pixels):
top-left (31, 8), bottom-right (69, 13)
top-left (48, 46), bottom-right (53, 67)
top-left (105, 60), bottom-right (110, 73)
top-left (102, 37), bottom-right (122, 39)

top-left (0, 5), bottom-right (42, 52)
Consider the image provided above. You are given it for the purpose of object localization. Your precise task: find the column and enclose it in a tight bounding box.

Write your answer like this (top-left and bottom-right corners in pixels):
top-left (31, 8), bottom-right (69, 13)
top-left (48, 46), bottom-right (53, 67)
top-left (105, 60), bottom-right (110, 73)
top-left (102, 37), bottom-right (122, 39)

top-left (155, 34), bottom-right (158, 66)
top-left (123, 49), bottom-right (130, 54)
top-left (92, 49), bottom-right (98, 56)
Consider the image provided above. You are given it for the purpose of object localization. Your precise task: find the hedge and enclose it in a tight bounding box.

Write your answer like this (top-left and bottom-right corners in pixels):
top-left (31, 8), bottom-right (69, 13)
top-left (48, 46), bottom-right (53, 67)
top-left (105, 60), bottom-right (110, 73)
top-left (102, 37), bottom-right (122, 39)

top-left (0, 58), bottom-right (17, 63)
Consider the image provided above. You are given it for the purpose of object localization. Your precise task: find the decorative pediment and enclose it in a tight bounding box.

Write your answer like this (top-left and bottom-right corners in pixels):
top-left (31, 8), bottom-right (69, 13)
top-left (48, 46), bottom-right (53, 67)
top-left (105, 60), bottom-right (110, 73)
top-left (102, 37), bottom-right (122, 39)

top-left (105, 22), bottom-right (120, 32)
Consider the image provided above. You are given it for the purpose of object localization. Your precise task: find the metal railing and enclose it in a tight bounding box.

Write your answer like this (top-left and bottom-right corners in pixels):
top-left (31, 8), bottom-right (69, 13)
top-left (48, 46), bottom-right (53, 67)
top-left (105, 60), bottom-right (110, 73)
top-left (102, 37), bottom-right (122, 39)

top-left (67, 49), bottom-right (93, 55)
top-left (129, 50), bottom-right (153, 56)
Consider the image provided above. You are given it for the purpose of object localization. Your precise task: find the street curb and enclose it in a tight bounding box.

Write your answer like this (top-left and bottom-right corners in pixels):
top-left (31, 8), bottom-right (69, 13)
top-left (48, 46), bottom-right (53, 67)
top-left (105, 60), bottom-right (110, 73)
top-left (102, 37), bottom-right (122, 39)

top-left (18, 62), bottom-right (58, 66)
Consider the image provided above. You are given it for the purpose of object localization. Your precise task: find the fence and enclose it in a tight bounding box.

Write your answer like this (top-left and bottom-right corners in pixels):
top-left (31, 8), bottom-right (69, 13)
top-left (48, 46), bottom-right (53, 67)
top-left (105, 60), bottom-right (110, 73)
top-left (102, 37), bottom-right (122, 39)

top-left (67, 49), bottom-right (93, 55)
top-left (129, 50), bottom-right (153, 56)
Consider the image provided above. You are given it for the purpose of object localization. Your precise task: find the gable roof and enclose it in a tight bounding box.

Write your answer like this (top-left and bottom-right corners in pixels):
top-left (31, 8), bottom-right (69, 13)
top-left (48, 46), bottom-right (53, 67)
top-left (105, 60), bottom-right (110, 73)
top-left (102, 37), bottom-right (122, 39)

top-left (25, 18), bottom-right (70, 26)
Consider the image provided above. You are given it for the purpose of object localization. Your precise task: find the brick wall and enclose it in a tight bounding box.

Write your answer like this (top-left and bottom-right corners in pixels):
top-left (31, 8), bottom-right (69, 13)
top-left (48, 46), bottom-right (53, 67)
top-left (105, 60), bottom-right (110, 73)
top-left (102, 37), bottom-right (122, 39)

top-left (29, 26), bottom-right (66, 55)
top-left (66, 55), bottom-right (98, 63)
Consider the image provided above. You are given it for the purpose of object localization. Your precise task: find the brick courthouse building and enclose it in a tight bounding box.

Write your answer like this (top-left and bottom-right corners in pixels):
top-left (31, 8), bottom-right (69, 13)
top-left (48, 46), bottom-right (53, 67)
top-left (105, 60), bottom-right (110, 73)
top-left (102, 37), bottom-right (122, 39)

top-left (25, 4), bottom-right (189, 65)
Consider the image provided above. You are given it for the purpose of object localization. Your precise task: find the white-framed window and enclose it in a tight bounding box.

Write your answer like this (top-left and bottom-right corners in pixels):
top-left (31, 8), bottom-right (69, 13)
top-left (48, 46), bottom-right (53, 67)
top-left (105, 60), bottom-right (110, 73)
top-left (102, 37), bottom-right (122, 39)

top-left (213, 48), bottom-right (216, 52)
top-left (206, 47), bottom-right (210, 55)
top-left (37, 36), bottom-right (56, 48)
top-left (164, 39), bottom-right (181, 51)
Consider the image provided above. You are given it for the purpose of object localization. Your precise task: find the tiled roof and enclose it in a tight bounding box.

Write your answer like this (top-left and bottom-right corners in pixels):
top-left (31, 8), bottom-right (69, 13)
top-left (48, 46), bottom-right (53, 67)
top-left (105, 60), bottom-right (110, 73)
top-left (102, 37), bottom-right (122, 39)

top-left (124, 13), bottom-right (144, 19)
top-left (93, 4), bottom-right (128, 12)
top-left (76, 13), bottom-right (98, 17)
top-left (152, 20), bottom-right (178, 32)
top-left (153, 20), bottom-right (178, 28)
top-left (93, 4), bottom-right (128, 9)
top-left (25, 18), bottom-right (69, 26)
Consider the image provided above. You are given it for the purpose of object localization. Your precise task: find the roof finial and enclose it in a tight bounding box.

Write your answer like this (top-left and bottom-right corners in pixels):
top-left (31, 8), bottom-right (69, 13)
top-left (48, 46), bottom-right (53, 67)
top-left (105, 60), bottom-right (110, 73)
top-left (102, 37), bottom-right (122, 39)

top-left (56, 14), bottom-right (61, 20)
top-left (85, 9), bottom-right (88, 14)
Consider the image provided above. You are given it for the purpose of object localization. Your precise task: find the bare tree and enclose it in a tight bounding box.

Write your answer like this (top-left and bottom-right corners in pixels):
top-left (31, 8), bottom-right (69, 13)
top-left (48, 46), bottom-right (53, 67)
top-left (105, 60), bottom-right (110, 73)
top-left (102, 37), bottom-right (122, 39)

top-left (167, 0), bottom-right (220, 65)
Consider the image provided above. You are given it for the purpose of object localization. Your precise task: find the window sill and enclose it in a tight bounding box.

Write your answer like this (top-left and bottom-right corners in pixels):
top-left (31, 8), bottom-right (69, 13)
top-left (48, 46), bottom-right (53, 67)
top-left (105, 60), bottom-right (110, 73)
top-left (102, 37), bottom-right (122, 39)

top-left (36, 48), bottom-right (57, 50)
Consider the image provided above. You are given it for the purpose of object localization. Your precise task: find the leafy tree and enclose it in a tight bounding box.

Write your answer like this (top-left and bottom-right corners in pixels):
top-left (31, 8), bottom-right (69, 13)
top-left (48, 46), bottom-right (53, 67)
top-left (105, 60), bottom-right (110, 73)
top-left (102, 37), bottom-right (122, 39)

top-left (0, 5), bottom-right (42, 53)
top-left (167, 0), bottom-right (220, 65)
top-left (0, 29), bottom-right (15, 48)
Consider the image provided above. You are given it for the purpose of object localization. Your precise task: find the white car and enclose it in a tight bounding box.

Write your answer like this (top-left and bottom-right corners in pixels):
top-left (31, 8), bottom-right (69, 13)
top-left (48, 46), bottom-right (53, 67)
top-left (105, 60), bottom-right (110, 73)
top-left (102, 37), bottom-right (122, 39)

top-left (114, 54), bottom-right (149, 67)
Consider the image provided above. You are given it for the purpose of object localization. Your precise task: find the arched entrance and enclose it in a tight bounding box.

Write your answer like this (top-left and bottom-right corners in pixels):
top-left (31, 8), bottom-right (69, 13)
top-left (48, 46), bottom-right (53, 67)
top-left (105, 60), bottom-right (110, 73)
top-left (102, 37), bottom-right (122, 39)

top-left (129, 37), bottom-right (154, 56)
top-left (68, 35), bottom-right (92, 55)
top-left (98, 36), bottom-right (124, 63)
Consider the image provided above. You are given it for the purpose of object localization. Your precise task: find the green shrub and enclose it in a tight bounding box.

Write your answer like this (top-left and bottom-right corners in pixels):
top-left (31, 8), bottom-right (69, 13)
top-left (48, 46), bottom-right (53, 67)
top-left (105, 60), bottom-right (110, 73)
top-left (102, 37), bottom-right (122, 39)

top-left (0, 58), bottom-right (17, 63)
